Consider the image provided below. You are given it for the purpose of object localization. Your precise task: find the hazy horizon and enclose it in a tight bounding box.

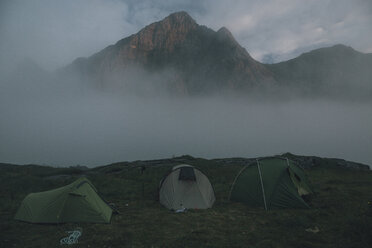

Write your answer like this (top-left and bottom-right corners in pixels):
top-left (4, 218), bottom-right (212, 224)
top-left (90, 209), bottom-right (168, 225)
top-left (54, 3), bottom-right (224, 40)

top-left (1, 83), bottom-right (371, 167)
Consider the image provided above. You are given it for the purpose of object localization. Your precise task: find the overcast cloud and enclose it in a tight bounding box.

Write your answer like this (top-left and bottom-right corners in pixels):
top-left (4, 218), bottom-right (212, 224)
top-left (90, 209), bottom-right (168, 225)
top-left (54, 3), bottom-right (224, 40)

top-left (1, 0), bottom-right (371, 70)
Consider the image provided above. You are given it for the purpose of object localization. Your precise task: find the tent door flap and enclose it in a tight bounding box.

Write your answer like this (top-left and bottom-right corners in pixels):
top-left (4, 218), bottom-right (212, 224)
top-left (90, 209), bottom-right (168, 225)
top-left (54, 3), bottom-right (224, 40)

top-left (178, 167), bottom-right (196, 181)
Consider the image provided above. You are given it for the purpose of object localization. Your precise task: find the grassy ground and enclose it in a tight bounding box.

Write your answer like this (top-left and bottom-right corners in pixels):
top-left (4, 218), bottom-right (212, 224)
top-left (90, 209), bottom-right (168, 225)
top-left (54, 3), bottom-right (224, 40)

top-left (0, 156), bottom-right (371, 248)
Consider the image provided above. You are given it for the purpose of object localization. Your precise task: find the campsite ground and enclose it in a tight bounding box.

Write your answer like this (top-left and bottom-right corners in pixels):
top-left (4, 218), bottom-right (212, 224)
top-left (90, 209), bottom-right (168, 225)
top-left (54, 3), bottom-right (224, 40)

top-left (0, 156), bottom-right (371, 248)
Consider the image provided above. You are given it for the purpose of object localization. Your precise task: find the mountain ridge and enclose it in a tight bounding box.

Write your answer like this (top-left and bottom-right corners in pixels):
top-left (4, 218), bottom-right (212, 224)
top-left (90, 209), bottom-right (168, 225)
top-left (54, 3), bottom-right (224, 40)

top-left (64, 11), bottom-right (372, 98)
top-left (267, 44), bottom-right (372, 98)
top-left (65, 11), bottom-right (276, 95)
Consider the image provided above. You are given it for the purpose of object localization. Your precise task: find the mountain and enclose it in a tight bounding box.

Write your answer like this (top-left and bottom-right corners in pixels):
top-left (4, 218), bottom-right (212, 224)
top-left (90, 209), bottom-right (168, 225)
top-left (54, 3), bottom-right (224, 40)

top-left (64, 11), bottom-right (372, 98)
top-left (64, 11), bottom-right (276, 95)
top-left (267, 44), bottom-right (372, 98)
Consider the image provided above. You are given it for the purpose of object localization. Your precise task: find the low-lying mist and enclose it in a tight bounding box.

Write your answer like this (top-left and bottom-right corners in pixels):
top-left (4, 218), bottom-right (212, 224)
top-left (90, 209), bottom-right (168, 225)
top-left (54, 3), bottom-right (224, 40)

top-left (1, 73), bottom-right (371, 167)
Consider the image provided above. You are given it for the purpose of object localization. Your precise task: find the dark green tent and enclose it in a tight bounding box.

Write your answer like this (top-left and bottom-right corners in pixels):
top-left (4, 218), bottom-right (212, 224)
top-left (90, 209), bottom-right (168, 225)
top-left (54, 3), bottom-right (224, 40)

top-left (14, 177), bottom-right (112, 223)
top-left (229, 157), bottom-right (312, 210)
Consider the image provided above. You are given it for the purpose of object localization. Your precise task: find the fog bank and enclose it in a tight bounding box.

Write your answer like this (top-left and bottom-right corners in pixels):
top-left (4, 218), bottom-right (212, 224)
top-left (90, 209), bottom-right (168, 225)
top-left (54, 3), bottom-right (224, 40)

top-left (0, 87), bottom-right (371, 167)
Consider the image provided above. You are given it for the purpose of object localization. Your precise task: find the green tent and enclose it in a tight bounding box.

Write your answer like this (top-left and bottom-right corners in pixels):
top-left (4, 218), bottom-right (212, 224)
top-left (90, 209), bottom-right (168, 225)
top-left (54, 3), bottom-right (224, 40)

top-left (159, 164), bottom-right (215, 210)
top-left (229, 157), bottom-right (312, 210)
top-left (14, 177), bottom-right (112, 223)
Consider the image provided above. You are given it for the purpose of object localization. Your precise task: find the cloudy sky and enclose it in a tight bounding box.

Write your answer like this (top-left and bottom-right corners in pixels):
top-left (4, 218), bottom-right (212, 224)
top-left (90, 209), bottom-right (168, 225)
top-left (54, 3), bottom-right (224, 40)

top-left (1, 0), bottom-right (372, 167)
top-left (1, 0), bottom-right (371, 71)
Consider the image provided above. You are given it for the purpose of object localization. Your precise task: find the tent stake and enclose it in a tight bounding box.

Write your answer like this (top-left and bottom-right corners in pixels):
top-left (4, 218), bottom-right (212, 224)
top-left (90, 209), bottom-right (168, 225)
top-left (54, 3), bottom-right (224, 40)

top-left (257, 159), bottom-right (267, 211)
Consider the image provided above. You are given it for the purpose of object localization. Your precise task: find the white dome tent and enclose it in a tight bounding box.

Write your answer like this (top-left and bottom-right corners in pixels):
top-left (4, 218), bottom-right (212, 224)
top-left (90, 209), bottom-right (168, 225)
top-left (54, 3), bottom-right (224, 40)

top-left (159, 164), bottom-right (215, 210)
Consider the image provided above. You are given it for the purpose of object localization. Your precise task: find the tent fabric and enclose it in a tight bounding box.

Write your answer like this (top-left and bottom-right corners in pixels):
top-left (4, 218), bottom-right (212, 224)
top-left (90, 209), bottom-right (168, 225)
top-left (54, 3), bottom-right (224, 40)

top-left (288, 163), bottom-right (313, 195)
top-left (159, 164), bottom-right (215, 210)
top-left (229, 157), bottom-right (312, 209)
top-left (14, 177), bottom-right (113, 223)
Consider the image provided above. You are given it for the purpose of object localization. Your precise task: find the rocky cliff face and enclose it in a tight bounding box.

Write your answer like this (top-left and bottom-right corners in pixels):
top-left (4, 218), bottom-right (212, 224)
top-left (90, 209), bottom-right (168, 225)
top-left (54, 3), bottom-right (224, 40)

top-left (66, 11), bottom-right (276, 95)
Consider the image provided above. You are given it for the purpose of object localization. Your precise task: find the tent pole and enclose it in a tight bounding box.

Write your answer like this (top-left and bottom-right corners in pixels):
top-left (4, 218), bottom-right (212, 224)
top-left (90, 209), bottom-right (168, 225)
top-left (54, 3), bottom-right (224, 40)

top-left (228, 164), bottom-right (248, 201)
top-left (256, 159), bottom-right (267, 211)
top-left (286, 157), bottom-right (290, 167)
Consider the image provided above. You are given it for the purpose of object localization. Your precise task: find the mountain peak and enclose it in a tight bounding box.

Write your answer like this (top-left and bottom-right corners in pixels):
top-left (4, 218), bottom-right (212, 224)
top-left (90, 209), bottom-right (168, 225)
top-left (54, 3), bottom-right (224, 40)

top-left (217, 27), bottom-right (237, 43)
top-left (217, 27), bottom-right (232, 36)
top-left (294, 44), bottom-right (360, 60)
top-left (68, 12), bottom-right (276, 95)
top-left (156, 11), bottom-right (198, 32)
top-left (125, 11), bottom-right (198, 54)
top-left (330, 44), bottom-right (353, 50)
top-left (165, 11), bottom-right (196, 24)
top-left (328, 44), bottom-right (360, 55)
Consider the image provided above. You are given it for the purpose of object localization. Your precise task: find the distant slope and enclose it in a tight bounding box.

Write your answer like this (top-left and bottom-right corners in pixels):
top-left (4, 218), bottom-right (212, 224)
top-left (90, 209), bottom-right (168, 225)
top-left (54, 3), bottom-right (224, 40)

top-left (267, 45), bottom-right (372, 98)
